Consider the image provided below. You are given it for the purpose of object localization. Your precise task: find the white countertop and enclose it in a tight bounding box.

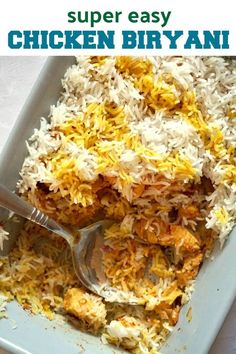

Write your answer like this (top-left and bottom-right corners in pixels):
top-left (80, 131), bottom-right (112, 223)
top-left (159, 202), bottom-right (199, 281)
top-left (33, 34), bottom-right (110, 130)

top-left (0, 57), bottom-right (235, 354)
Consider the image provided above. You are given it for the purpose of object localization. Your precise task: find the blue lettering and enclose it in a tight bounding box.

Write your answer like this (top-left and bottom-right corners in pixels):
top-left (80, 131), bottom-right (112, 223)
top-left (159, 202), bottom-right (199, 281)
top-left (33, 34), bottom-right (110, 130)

top-left (8, 31), bottom-right (22, 49)
top-left (137, 31), bottom-right (145, 49)
top-left (203, 31), bottom-right (221, 49)
top-left (41, 31), bottom-right (49, 49)
top-left (163, 30), bottom-right (183, 49)
top-left (83, 31), bottom-right (96, 49)
top-left (146, 31), bottom-right (162, 49)
top-left (184, 31), bottom-right (202, 49)
top-left (97, 31), bottom-right (115, 49)
top-left (65, 31), bottom-right (82, 49)
top-left (49, 31), bottom-right (64, 49)
top-left (122, 31), bottom-right (136, 49)
top-left (23, 31), bottom-right (40, 49)
top-left (222, 30), bottom-right (229, 49)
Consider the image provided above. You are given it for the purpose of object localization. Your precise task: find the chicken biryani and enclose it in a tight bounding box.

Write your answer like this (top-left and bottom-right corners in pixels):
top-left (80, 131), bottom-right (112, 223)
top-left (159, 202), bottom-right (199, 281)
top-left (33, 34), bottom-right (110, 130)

top-left (0, 56), bottom-right (236, 353)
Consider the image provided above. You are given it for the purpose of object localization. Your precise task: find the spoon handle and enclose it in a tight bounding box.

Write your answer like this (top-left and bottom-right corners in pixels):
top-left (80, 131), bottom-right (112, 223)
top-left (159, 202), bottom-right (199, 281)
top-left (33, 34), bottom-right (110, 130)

top-left (0, 184), bottom-right (73, 244)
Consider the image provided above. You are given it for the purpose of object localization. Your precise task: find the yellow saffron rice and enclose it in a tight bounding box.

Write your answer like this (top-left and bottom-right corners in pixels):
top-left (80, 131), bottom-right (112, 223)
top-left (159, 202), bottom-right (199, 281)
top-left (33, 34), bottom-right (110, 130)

top-left (1, 56), bottom-right (236, 353)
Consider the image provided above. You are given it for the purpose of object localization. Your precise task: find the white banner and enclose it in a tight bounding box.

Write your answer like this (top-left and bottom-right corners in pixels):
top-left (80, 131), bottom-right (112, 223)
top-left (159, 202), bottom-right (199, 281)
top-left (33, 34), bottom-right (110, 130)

top-left (0, 0), bottom-right (235, 55)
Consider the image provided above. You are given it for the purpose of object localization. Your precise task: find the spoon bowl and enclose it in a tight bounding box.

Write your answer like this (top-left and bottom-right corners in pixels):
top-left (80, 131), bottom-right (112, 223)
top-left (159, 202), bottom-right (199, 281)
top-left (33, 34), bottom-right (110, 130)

top-left (0, 184), bottom-right (140, 304)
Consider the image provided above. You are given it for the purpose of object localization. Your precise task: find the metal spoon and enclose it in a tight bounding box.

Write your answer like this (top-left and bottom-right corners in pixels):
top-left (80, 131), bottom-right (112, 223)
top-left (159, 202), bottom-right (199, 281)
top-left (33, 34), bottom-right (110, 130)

top-left (0, 184), bottom-right (140, 304)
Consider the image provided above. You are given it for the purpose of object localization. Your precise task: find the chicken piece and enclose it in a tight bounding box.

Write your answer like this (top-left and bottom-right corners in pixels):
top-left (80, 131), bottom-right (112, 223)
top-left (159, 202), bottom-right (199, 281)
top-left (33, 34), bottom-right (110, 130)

top-left (64, 287), bottom-right (107, 331)
top-left (176, 252), bottom-right (203, 286)
top-left (134, 220), bottom-right (200, 253)
top-left (133, 218), bottom-right (169, 244)
top-left (158, 225), bottom-right (200, 253)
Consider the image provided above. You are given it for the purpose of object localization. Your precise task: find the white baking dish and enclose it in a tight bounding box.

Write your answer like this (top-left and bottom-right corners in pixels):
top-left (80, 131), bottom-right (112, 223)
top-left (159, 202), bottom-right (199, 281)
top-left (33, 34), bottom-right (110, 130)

top-left (0, 57), bottom-right (235, 354)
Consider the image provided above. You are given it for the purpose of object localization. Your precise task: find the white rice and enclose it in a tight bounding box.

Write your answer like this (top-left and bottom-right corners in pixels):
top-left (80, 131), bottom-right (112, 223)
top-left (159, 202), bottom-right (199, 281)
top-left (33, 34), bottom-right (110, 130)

top-left (18, 56), bottom-right (236, 245)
